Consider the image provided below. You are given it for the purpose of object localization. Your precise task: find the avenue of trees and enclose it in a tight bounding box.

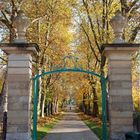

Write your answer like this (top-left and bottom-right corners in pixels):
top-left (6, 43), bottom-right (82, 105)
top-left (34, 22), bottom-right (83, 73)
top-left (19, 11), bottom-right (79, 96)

top-left (0, 0), bottom-right (140, 134)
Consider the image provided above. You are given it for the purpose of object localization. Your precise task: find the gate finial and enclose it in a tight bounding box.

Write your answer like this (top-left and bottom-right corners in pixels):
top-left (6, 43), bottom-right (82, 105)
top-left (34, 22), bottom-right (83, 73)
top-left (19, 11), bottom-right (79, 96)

top-left (110, 10), bottom-right (127, 43)
top-left (13, 10), bottom-right (30, 43)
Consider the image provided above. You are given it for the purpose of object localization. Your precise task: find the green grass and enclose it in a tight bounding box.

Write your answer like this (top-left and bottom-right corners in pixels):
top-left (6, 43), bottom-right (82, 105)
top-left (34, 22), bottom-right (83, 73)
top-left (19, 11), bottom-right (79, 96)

top-left (37, 122), bottom-right (57, 140)
top-left (84, 119), bottom-right (102, 139)
top-left (36, 114), bottom-right (63, 140)
top-left (79, 113), bottom-right (109, 140)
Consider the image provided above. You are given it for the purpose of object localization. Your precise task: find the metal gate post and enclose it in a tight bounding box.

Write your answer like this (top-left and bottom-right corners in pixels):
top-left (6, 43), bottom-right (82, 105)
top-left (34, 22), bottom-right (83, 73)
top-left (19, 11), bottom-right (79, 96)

top-left (101, 77), bottom-right (107, 140)
top-left (33, 78), bottom-right (39, 140)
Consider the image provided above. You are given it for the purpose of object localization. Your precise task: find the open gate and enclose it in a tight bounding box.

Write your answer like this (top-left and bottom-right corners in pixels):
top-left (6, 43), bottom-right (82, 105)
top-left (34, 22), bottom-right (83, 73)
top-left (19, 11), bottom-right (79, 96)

top-left (32, 56), bottom-right (107, 140)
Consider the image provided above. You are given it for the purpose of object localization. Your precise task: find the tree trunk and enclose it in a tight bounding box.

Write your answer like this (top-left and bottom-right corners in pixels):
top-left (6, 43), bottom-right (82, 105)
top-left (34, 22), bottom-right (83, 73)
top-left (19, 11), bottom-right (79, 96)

top-left (46, 102), bottom-right (49, 116)
top-left (40, 93), bottom-right (46, 117)
top-left (52, 100), bottom-right (55, 115)
top-left (91, 84), bottom-right (99, 117)
top-left (48, 101), bottom-right (51, 116)
top-left (87, 93), bottom-right (91, 115)
top-left (54, 98), bottom-right (59, 114)
top-left (54, 99), bottom-right (56, 114)
top-left (53, 96), bottom-right (59, 114)
top-left (61, 99), bottom-right (65, 111)
top-left (51, 102), bottom-right (54, 115)
top-left (82, 93), bottom-right (86, 113)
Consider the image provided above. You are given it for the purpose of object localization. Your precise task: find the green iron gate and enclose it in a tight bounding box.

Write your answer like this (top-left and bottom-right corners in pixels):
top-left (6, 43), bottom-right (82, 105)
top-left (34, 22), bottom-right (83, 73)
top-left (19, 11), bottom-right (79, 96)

top-left (32, 56), bottom-right (107, 140)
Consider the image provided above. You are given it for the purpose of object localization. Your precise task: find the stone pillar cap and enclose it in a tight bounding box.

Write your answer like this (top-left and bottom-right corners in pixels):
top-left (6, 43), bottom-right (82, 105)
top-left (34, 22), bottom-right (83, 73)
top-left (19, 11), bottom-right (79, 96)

top-left (103, 43), bottom-right (140, 48)
top-left (0, 43), bottom-right (40, 55)
top-left (102, 43), bottom-right (140, 56)
top-left (0, 43), bottom-right (40, 57)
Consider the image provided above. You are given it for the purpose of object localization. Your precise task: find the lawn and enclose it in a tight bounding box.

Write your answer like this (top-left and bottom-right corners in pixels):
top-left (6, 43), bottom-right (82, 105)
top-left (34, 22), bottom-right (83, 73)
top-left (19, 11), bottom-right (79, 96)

top-left (37, 122), bottom-right (56, 140)
top-left (79, 113), bottom-right (108, 140)
top-left (84, 118), bottom-right (102, 139)
top-left (36, 113), bottom-right (64, 140)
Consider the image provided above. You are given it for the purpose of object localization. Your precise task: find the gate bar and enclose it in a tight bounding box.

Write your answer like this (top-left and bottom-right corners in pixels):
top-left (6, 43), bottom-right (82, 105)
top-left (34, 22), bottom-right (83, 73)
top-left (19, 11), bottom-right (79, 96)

top-left (33, 79), bottom-right (38, 140)
top-left (102, 78), bottom-right (107, 140)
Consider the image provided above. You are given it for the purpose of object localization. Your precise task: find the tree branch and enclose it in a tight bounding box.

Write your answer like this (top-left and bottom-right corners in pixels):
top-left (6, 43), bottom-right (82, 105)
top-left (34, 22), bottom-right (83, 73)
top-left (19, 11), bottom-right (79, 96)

top-left (0, 19), bottom-right (10, 28)
top-left (129, 0), bottom-right (139, 11)
top-left (1, 11), bottom-right (11, 26)
top-left (0, 56), bottom-right (7, 62)
top-left (120, 0), bottom-right (129, 16)
top-left (128, 3), bottom-right (140, 20)
top-left (92, 4), bottom-right (102, 43)
top-left (129, 23), bottom-right (140, 42)
top-left (82, 0), bottom-right (101, 53)
top-left (80, 23), bottom-right (100, 62)
top-left (31, 15), bottom-right (48, 24)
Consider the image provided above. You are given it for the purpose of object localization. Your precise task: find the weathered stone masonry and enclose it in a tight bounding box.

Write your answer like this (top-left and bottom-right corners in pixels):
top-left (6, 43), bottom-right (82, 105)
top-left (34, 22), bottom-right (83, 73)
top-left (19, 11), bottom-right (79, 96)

top-left (1, 44), bottom-right (39, 140)
top-left (104, 44), bottom-right (140, 140)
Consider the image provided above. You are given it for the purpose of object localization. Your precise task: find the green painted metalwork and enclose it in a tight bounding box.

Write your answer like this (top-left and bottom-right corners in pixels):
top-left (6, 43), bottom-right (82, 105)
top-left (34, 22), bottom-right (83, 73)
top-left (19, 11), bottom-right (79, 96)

top-left (101, 77), bottom-right (107, 140)
top-left (32, 56), bottom-right (107, 140)
top-left (33, 79), bottom-right (38, 140)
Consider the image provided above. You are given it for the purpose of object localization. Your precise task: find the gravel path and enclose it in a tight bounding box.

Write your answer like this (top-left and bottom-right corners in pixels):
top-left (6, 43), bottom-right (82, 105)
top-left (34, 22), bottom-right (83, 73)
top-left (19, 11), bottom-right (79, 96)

top-left (42, 112), bottom-right (99, 140)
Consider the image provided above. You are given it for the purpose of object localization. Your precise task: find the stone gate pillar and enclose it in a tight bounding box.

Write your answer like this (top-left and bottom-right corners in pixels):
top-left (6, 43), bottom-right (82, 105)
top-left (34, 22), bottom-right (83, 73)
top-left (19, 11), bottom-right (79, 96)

top-left (0, 11), bottom-right (39, 140)
top-left (104, 44), bottom-right (139, 140)
top-left (1, 44), bottom-right (39, 140)
top-left (104, 11), bottom-right (140, 140)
